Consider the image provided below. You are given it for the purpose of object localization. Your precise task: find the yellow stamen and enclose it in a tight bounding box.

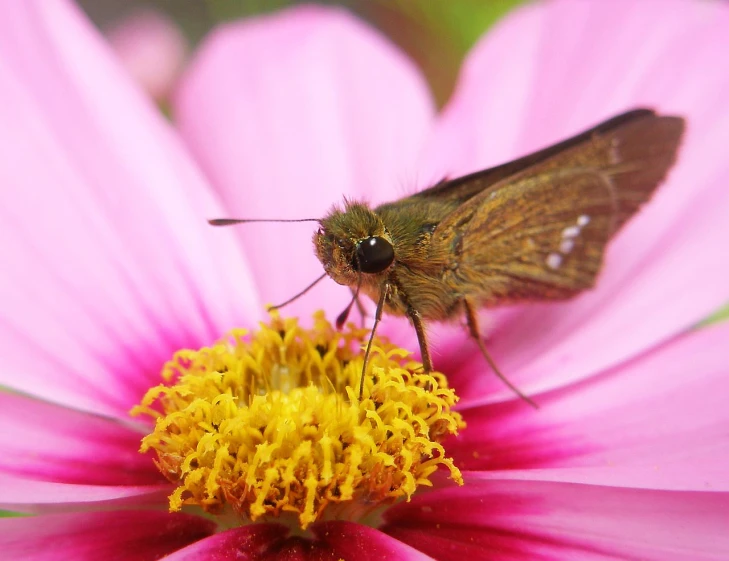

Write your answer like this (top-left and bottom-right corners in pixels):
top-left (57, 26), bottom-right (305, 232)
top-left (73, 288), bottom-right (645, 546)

top-left (132, 311), bottom-right (464, 530)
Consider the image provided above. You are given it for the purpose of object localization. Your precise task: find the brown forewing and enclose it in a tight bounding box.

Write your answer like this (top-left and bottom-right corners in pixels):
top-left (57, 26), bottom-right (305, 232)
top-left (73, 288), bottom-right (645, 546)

top-left (408, 109), bottom-right (682, 211)
top-left (429, 112), bottom-right (685, 306)
top-left (437, 170), bottom-right (614, 304)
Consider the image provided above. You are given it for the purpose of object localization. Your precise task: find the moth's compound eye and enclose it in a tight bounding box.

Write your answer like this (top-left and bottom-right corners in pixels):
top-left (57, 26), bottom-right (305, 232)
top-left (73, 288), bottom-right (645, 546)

top-left (353, 236), bottom-right (395, 273)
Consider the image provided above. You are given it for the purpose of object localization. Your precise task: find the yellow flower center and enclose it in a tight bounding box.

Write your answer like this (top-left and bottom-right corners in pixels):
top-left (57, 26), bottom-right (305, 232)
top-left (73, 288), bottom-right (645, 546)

top-left (132, 311), bottom-right (464, 530)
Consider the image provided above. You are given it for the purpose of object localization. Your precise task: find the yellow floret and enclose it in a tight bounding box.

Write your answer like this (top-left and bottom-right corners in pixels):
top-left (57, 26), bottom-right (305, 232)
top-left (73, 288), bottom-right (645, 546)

top-left (132, 311), bottom-right (464, 530)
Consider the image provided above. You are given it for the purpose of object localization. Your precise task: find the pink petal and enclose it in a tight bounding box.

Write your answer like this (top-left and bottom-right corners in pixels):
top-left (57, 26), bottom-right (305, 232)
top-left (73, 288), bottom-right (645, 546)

top-left (0, 0), bottom-right (259, 418)
top-left (106, 8), bottom-right (188, 100)
top-left (471, 464), bottom-right (729, 493)
top-left (0, 392), bottom-right (161, 488)
top-left (383, 478), bottom-right (729, 560)
top-left (447, 322), bottom-right (729, 486)
top-left (312, 522), bottom-right (431, 560)
top-left (0, 510), bottom-right (215, 561)
top-left (423, 0), bottom-right (729, 178)
top-left (174, 5), bottom-right (435, 319)
top-left (165, 521), bottom-right (429, 560)
top-left (162, 524), bottom-right (289, 560)
top-left (0, 473), bottom-right (169, 513)
top-left (421, 0), bottom-right (729, 401)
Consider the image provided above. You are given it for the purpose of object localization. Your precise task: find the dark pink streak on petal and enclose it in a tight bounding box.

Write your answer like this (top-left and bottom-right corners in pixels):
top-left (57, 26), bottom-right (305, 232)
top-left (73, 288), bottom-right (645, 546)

top-left (166, 524), bottom-right (339, 561)
top-left (447, 322), bottom-right (729, 478)
top-left (382, 478), bottom-right (729, 560)
top-left (163, 524), bottom-right (290, 561)
top-left (449, 398), bottom-right (589, 472)
top-left (312, 521), bottom-right (432, 561)
top-left (0, 392), bottom-right (161, 486)
top-left (382, 481), bottom-right (577, 561)
top-left (165, 521), bottom-right (429, 561)
top-left (0, 473), bottom-right (170, 512)
top-left (0, 510), bottom-right (215, 561)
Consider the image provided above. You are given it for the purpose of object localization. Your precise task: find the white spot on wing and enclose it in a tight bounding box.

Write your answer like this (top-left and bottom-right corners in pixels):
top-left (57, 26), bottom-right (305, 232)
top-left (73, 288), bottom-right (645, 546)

top-left (562, 225), bottom-right (581, 238)
top-left (560, 239), bottom-right (575, 254)
top-left (546, 253), bottom-right (562, 269)
top-left (554, 215), bottom-right (591, 259)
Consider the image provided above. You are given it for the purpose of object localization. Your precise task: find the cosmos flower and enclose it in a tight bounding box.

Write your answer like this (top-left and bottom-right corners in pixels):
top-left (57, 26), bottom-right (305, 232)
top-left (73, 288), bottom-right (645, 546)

top-left (1, 1), bottom-right (728, 560)
top-left (105, 8), bottom-right (189, 102)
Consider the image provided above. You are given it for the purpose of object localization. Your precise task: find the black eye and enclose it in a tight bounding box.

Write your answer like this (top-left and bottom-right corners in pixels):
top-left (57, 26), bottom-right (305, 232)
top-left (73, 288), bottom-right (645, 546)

top-left (353, 236), bottom-right (394, 273)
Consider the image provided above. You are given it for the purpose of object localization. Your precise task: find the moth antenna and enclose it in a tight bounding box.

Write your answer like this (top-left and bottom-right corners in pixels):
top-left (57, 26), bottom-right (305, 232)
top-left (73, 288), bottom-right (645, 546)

top-left (268, 273), bottom-right (327, 311)
top-left (209, 218), bottom-right (319, 226)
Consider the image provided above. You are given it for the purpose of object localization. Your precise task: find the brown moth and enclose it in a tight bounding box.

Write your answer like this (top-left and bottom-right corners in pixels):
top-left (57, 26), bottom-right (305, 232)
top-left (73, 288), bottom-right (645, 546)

top-left (212, 108), bottom-right (685, 405)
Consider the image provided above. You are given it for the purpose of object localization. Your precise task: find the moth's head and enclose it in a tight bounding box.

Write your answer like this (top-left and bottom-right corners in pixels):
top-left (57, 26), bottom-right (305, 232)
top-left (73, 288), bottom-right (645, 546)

top-left (314, 200), bottom-right (395, 286)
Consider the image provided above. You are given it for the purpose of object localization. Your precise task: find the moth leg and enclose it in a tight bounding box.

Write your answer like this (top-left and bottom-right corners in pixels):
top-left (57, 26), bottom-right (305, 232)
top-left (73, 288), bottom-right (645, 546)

top-left (359, 283), bottom-right (390, 401)
top-left (463, 298), bottom-right (538, 409)
top-left (336, 287), bottom-right (368, 330)
top-left (406, 306), bottom-right (435, 391)
top-left (406, 306), bottom-right (433, 372)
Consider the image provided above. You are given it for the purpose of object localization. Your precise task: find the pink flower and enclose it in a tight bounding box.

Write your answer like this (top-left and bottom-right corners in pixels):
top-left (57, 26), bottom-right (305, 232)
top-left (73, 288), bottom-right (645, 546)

top-left (106, 8), bottom-right (188, 101)
top-left (1, 0), bottom-right (728, 559)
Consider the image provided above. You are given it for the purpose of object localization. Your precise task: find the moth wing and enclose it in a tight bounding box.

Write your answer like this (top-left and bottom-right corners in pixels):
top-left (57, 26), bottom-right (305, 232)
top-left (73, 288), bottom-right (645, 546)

top-left (434, 170), bottom-right (616, 303)
top-left (431, 114), bottom-right (684, 304)
top-left (408, 109), bottom-right (669, 206)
